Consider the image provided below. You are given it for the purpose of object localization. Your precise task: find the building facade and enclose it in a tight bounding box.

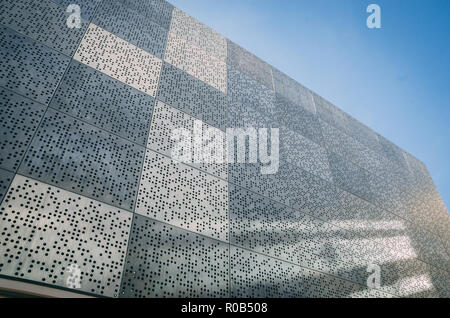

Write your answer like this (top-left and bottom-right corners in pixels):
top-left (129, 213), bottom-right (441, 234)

top-left (0, 0), bottom-right (449, 298)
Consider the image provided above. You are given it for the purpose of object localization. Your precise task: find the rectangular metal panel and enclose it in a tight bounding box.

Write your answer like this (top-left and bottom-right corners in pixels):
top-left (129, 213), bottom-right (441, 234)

top-left (74, 23), bottom-right (162, 97)
top-left (18, 108), bottom-right (145, 212)
top-left (0, 0), bottom-right (89, 56)
top-left (93, 0), bottom-right (168, 59)
top-left (0, 26), bottom-right (70, 105)
top-left (50, 60), bottom-right (155, 146)
top-left (136, 149), bottom-right (229, 242)
top-left (120, 214), bottom-right (229, 298)
top-left (0, 88), bottom-right (46, 172)
top-left (120, 0), bottom-right (174, 31)
top-left (0, 175), bottom-right (133, 298)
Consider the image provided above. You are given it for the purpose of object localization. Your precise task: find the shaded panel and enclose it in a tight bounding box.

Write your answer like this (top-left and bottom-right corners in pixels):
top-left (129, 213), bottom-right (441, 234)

top-left (93, 0), bottom-right (168, 59)
top-left (121, 0), bottom-right (174, 30)
top-left (0, 175), bottom-right (132, 297)
top-left (227, 40), bottom-right (273, 89)
top-left (272, 68), bottom-right (315, 114)
top-left (51, 0), bottom-right (101, 20)
top-left (136, 150), bottom-right (228, 242)
top-left (231, 246), bottom-right (376, 298)
top-left (0, 0), bottom-right (89, 56)
top-left (74, 23), bottom-right (162, 97)
top-left (157, 62), bottom-right (227, 128)
top-left (147, 100), bottom-right (227, 179)
top-left (51, 60), bottom-right (155, 146)
top-left (274, 93), bottom-right (324, 145)
top-left (0, 88), bottom-right (46, 172)
top-left (0, 26), bottom-right (70, 105)
top-left (120, 215), bottom-right (229, 298)
top-left (0, 168), bottom-right (14, 204)
top-left (19, 108), bottom-right (145, 211)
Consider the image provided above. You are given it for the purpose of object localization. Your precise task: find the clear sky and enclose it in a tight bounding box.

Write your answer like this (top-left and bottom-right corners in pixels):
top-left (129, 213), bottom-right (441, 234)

top-left (168, 0), bottom-right (450, 212)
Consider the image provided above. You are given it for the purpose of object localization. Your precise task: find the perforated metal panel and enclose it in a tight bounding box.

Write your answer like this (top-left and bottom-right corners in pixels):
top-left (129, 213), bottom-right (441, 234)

top-left (227, 40), bottom-right (273, 89)
top-left (136, 149), bottom-right (229, 242)
top-left (51, 0), bottom-right (101, 20)
top-left (147, 100), bottom-right (227, 179)
top-left (120, 214), bottom-right (229, 298)
top-left (0, 175), bottom-right (132, 297)
top-left (121, 0), bottom-right (174, 30)
top-left (19, 108), bottom-right (145, 212)
top-left (272, 68), bottom-right (316, 114)
top-left (93, 0), bottom-right (168, 59)
top-left (157, 62), bottom-right (227, 129)
top-left (50, 60), bottom-right (155, 146)
top-left (74, 23), bottom-right (162, 97)
top-left (0, 88), bottom-right (46, 172)
top-left (0, 0), bottom-right (89, 56)
top-left (0, 168), bottom-right (14, 204)
top-left (0, 25), bottom-right (70, 105)
top-left (230, 246), bottom-right (387, 298)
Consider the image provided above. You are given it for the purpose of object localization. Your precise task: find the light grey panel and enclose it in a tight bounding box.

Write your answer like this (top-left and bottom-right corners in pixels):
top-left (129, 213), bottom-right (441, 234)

top-left (0, 88), bottom-right (46, 172)
top-left (19, 108), bottom-right (145, 212)
top-left (0, 175), bottom-right (132, 297)
top-left (0, 0), bottom-right (89, 56)
top-left (120, 215), bottom-right (229, 298)
top-left (136, 149), bottom-right (229, 242)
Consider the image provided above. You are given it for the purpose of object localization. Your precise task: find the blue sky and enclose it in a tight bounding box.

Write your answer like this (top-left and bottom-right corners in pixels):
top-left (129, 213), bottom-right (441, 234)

top-left (168, 0), bottom-right (450, 212)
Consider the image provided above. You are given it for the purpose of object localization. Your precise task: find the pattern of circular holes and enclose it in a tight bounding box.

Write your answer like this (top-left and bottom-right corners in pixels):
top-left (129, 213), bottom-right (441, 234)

top-left (231, 246), bottom-right (369, 298)
top-left (51, 60), bottom-right (155, 146)
top-left (0, 0), bottom-right (89, 56)
top-left (120, 214), bottom-right (229, 298)
top-left (156, 62), bottom-right (227, 130)
top-left (136, 149), bottom-right (229, 242)
top-left (0, 25), bottom-right (70, 105)
top-left (73, 24), bottom-right (162, 97)
top-left (93, 0), bottom-right (168, 59)
top-left (18, 108), bottom-right (145, 211)
top-left (51, 0), bottom-right (101, 20)
top-left (0, 175), bottom-right (132, 297)
top-left (0, 88), bottom-right (46, 172)
top-left (147, 100), bottom-right (227, 179)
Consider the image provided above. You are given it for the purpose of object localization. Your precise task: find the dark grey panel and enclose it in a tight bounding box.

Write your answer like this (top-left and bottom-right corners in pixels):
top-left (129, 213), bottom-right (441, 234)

top-left (0, 26), bottom-right (70, 105)
top-left (0, 175), bottom-right (132, 298)
top-left (157, 62), bottom-right (227, 129)
top-left (227, 65), bottom-right (276, 117)
top-left (0, 0), bottom-right (89, 56)
top-left (120, 215), bottom-right (229, 298)
top-left (227, 40), bottom-right (273, 89)
top-left (51, 60), bottom-right (155, 146)
top-left (327, 151), bottom-right (375, 203)
top-left (272, 67), bottom-right (316, 114)
top-left (120, 0), bottom-right (174, 30)
top-left (19, 108), bottom-right (145, 211)
top-left (0, 168), bottom-right (14, 204)
top-left (274, 93), bottom-right (324, 145)
top-left (51, 0), bottom-right (101, 20)
top-left (313, 92), bottom-right (350, 135)
top-left (93, 0), bottom-right (168, 59)
top-left (0, 88), bottom-right (46, 172)
top-left (346, 115), bottom-right (382, 154)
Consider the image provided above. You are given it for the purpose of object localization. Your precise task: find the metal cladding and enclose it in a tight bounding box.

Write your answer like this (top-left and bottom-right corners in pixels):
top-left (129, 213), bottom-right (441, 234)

top-left (0, 0), bottom-right (449, 298)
